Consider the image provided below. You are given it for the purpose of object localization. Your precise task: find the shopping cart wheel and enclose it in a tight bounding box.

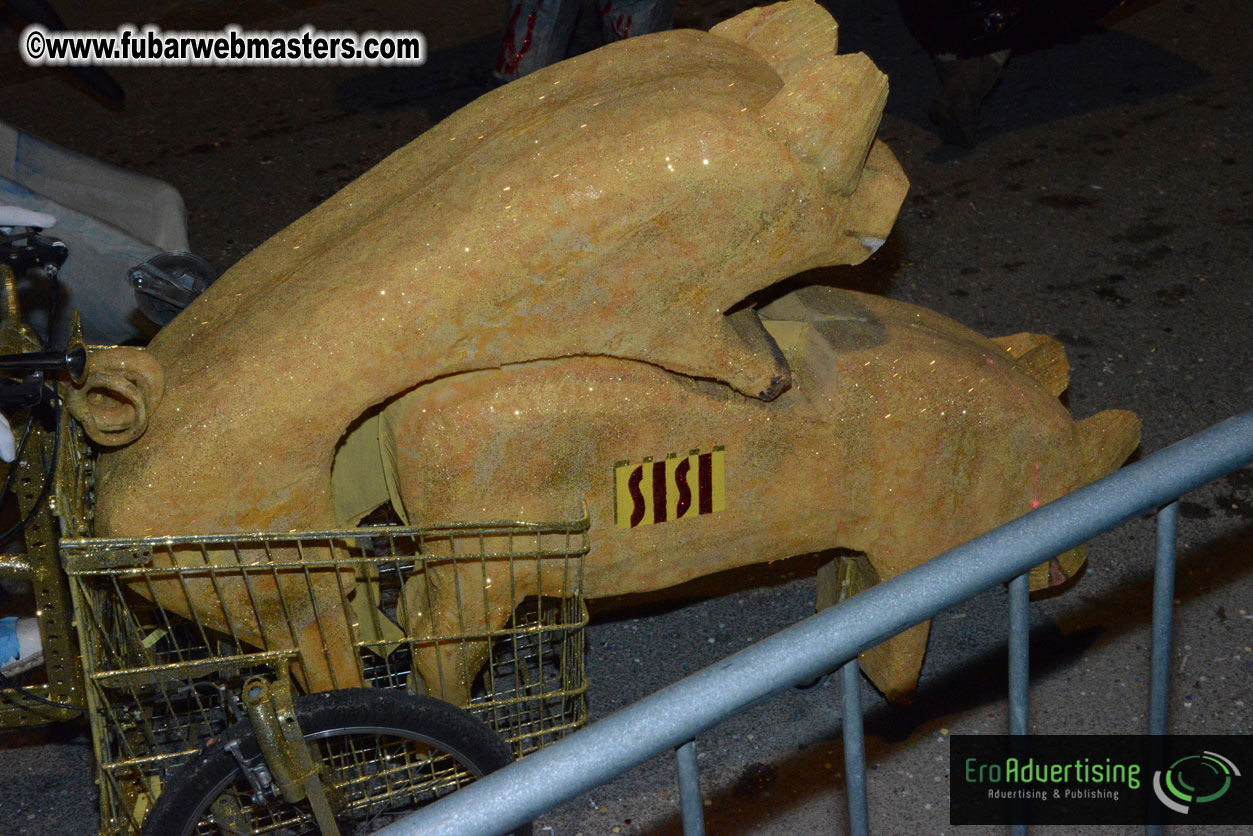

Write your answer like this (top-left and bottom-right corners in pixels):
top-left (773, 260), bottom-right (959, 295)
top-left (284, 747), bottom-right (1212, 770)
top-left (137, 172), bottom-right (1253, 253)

top-left (140, 688), bottom-right (529, 836)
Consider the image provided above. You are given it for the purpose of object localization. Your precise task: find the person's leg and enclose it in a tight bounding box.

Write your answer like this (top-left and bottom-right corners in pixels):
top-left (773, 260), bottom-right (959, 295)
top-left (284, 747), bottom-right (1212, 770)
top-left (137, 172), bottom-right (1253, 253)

top-left (928, 49), bottom-right (1010, 148)
top-left (495, 0), bottom-right (581, 81)
top-left (596, 0), bottom-right (675, 42)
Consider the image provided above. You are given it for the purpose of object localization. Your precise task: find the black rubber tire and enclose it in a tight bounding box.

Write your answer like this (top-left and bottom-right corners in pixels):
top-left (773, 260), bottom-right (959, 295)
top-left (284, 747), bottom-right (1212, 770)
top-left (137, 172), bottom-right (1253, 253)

top-left (141, 688), bottom-right (527, 836)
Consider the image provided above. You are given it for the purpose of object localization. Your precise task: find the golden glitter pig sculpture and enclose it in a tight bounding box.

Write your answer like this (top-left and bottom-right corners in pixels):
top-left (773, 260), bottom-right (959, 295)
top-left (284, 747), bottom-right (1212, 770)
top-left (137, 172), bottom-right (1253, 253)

top-left (365, 285), bottom-right (1139, 705)
top-left (64, 1), bottom-right (1138, 703)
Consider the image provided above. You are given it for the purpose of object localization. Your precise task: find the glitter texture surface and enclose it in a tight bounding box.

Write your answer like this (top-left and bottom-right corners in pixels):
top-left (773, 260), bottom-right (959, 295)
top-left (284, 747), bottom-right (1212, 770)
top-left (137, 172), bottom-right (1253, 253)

top-left (376, 286), bottom-right (1139, 702)
top-left (66, 2), bottom-right (1137, 697)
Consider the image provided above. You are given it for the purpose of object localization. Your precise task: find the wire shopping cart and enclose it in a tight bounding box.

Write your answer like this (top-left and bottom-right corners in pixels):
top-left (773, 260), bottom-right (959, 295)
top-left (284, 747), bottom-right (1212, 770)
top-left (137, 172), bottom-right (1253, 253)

top-left (5, 388), bottom-right (590, 835)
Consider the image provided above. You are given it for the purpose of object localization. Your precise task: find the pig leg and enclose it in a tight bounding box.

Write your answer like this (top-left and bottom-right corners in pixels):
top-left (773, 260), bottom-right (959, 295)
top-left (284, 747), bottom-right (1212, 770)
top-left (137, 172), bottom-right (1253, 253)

top-left (815, 542), bottom-right (1092, 704)
top-left (250, 554), bottom-right (364, 693)
top-left (816, 552), bottom-right (931, 706)
top-left (399, 566), bottom-right (470, 700)
top-left (855, 622), bottom-right (932, 706)
top-left (403, 557), bottom-right (527, 707)
top-left (289, 597), bottom-right (365, 692)
top-left (279, 615), bottom-right (355, 691)
top-left (142, 548), bottom-right (363, 693)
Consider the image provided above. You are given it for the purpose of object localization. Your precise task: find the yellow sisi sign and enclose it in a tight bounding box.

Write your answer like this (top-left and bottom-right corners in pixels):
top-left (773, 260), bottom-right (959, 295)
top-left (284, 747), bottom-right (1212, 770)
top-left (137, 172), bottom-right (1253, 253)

top-left (614, 447), bottom-right (725, 529)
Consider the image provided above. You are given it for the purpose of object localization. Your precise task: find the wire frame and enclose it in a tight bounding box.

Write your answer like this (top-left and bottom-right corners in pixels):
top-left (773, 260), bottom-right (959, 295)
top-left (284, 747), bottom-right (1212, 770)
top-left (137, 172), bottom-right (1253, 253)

top-left (61, 515), bottom-right (589, 836)
top-left (175, 722), bottom-right (497, 836)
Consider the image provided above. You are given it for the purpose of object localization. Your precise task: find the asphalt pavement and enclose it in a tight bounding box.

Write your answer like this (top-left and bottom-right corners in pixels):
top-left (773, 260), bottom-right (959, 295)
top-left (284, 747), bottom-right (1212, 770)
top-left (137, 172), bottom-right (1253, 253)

top-left (0, 1), bottom-right (1248, 834)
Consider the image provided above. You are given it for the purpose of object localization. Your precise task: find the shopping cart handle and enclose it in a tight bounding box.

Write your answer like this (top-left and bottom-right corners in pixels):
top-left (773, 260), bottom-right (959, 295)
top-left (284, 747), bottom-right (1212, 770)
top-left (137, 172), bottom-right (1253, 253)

top-left (0, 343), bottom-right (86, 380)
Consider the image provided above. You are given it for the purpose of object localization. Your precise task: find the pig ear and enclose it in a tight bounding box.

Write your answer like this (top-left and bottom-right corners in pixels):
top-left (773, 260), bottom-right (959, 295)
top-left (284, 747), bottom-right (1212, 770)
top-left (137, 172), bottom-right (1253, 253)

top-left (712, 2), bottom-right (890, 197)
top-left (710, 1), bottom-right (838, 80)
top-left (64, 347), bottom-right (164, 446)
top-left (758, 52), bottom-right (889, 198)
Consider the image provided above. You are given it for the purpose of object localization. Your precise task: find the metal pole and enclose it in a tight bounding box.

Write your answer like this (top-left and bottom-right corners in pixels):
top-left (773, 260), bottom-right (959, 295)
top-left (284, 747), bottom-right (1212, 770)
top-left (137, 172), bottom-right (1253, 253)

top-left (1148, 500), bottom-right (1179, 737)
top-left (375, 411), bottom-right (1253, 836)
top-left (1008, 571), bottom-right (1031, 836)
top-left (675, 740), bottom-right (705, 836)
top-left (1145, 500), bottom-right (1179, 836)
top-left (1008, 572), bottom-right (1030, 737)
top-left (841, 659), bottom-right (869, 836)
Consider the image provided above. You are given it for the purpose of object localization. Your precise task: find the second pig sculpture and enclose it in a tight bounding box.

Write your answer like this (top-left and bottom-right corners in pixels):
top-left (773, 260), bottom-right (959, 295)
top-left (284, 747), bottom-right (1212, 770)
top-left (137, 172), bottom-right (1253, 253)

top-left (354, 284), bottom-right (1139, 704)
top-left (67, 1), bottom-right (1138, 702)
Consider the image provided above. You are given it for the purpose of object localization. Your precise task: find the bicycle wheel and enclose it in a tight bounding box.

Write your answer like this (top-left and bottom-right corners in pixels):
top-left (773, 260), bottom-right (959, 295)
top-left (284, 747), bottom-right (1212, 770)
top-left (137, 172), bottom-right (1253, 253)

top-left (141, 688), bottom-right (528, 836)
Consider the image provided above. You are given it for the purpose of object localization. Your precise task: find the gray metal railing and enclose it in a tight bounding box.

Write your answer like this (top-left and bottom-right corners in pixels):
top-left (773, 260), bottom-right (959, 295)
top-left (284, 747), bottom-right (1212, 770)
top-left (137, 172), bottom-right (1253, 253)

top-left (378, 409), bottom-right (1253, 836)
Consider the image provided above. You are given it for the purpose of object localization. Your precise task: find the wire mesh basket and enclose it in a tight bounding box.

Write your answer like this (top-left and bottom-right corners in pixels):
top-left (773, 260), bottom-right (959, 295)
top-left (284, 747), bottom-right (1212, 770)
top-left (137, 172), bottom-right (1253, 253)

top-left (57, 428), bottom-right (590, 835)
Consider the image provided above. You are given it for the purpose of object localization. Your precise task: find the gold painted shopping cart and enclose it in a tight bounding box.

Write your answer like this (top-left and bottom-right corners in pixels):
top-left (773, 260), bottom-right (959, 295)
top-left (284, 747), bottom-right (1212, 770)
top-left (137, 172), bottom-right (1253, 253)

top-left (3, 397), bottom-right (591, 836)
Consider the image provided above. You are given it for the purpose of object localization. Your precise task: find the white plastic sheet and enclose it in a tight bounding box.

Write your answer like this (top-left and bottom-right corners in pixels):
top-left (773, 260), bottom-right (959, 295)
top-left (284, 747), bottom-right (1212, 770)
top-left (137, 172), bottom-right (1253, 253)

top-left (0, 120), bottom-right (191, 344)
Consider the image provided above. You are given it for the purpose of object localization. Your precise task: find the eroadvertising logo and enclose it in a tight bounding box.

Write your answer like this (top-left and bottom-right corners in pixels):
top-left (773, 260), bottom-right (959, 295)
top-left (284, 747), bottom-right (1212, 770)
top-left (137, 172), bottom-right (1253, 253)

top-left (1152, 750), bottom-right (1241, 814)
top-left (950, 735), bottom-right (1251, 826)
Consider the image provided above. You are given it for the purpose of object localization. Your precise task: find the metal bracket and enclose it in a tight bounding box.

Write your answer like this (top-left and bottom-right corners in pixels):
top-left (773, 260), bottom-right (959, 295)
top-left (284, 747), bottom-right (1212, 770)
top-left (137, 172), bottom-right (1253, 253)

top-left (0, 280), bottom-right (86, 725)
top-left (242, 675), bottom-right (342, 836)
top-left (224, 737), bottom-right (274, 805)
top-left (61, 546), bottom-right (153, 573)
